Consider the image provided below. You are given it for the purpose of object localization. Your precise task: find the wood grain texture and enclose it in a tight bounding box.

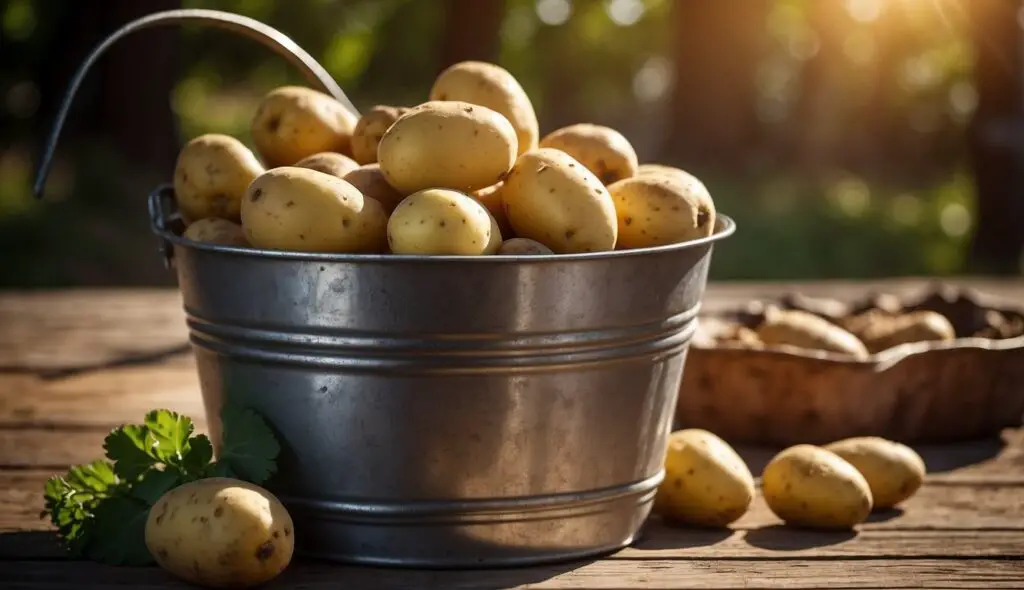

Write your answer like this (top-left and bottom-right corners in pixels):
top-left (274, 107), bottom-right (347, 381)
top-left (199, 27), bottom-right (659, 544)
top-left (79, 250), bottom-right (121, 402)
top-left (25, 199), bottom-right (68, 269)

top-left (2, 558), bottom-right (1023, 589)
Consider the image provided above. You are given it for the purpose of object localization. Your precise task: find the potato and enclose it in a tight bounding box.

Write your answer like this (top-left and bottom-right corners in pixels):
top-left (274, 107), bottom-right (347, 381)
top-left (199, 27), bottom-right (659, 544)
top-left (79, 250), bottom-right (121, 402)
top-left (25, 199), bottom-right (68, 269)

top-left (173, 134), bottom-right (264, 222)
top-left (342, 163), bottom-right (405, 213)
top-left (539, 123), bottom-right (639, 185)
top-left (241, 167), bottom-right (387, 253)
top-left (251, 86), bottom-right (358, 167)
top-left (637, 163), bottom-right (700, 186)
top-left (145, 477), bottom-right (294, 589)
top-left (378, 100), bottom-right (518, 194)
top-left (502, 148), bottom-right (618, 253)
top-left (762, 444), bottom-right (874, 530)
top-left (756, 308), bottom-right (869, 358)
top-left (182, 218), bottom-right (249, 247)
top-left (654, 429), bottom-right (755, 528)
top-left (472, 182), bottom-right (514, 238)
top-left (497, 238), bottom-right (553, 255)
top-left (857, 310), bottom-right (956, 353)
top-left (608, 174), bottom-right (716, 248)
top-left (483, 210), bottom-right (503, 254)
top-left (824, 437), bottom-right (926, 509)
top-left (293, 151), bottom-right (360, 178)
top-left (430, 61), bottom-right (539, 156)
top-left (351, 105), bottom-right (409, 164)
top-left (386, 188), bottom-right (493, 255)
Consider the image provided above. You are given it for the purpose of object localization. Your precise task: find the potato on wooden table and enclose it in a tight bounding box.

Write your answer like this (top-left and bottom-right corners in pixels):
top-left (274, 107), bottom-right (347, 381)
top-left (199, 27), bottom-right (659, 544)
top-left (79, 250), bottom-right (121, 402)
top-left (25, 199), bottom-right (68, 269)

top-left (762, 444), bottom-right (874, 530)
top-left (825, 436), bottom-right (926, 509)
top-left (251, 86), bottom-right (358, 167)
top-left (173, 134), bottom-right (264, 223)
top-left (145, 477), bottom-right (294, 589)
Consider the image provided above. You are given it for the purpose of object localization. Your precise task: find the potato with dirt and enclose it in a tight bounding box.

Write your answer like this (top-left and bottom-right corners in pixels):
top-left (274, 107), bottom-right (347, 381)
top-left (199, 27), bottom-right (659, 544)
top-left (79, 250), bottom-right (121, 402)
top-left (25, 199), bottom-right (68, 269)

top-left (654, 429), bottom-right (755, 527)
top-left (378, 101), bottom-right (518, 195)
top-left (539, 123), bottom-right (639, 185)
top-left (182, 218), bottom-right (249, 247)
top-left (350, 105), bottom-right (409, 164)
top-left (144, 477), bottom-right (294, 589)
top-left (251, 86), bottom-right (358, 167)
top-left (430, 61), bottom-right (539, 156)
top-left (608, 174), bottom-right (716, 248)
top-left (762, 444), bottom-right (874, 530)
top-left (825, 437), bottom-right (926, 509)
top-left (342, 163), bottom-right (405, 213)
top-left (756, 308), bottom-right (869, 358)
top-left (498, 238), bottom-right (553, 255)
top-left (386, 188), bottom-right (494, 255)
top-left (241, 167), bottom-right (387, 253)
top-left (293, 151), bottom-right (360, 179)
top-left (173, 134), bottom-right (264, 223)
top-left (502, 148), bottom-right (618, 253)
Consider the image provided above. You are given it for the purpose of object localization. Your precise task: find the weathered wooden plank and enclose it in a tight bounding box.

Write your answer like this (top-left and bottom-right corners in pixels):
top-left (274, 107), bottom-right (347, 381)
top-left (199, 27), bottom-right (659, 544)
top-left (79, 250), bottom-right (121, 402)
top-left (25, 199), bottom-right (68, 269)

top-left (1, 558), bottom-right (1022, 589)
top-left (6, 469), bottom-right (1023, 534)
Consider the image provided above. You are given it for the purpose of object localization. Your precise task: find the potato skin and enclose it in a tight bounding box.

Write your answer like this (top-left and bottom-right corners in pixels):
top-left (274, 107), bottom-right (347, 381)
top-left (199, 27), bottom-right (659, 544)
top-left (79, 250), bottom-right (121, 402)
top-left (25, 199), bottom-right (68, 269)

top-left (144, 477), bottom-right (294, 589)
top-left (637, 163), bottom-right (700, 186)
top-left (386, 188), bottom-right (493, 255)
top-left (654, 429), bottom-right (754, 528)
top-left (351, 105), bottom-right (409, 165)
top-left (609, 174), bottom-right (716, 248)
top-left (762, 444), bottom-right (874, 530)
top-left (240, 167), bottom-right (386, 253)
top-left (854, 311), bottom-right (956, 353)
top-left (430, 61), bottom-right (539, 156)
top-left (539, 123), bottom-right (639, 185)
top-left (378, 100), bottom-right (518, 194)
top-left (497, 238), bottom-right (553, 255)
top-left (182, 218), bottom-right (249, 247)
top-left (342, 163), bottom-right (405, 213)
top-left (471, 182), bottom-right (514, 238)
top-left (502, 148), bottom-right (618, 254)
top-left (293, 151), bottom-right (360, 179)
top-left (251, 86), bottom-right (358, 167)
top-left (824, 437), bottom-right (926, 509)
top-left (483, 210), bottom-right (504, 254)
top-left (757, 308), bottom-right (869, 358)
top-left (173, 134), bottom-right (264, 223)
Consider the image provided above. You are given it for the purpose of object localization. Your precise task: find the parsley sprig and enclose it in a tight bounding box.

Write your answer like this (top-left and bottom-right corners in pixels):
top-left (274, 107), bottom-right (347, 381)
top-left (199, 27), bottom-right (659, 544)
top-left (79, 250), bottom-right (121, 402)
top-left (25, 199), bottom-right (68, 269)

top-left (41, 406), bottom-right (280, 565)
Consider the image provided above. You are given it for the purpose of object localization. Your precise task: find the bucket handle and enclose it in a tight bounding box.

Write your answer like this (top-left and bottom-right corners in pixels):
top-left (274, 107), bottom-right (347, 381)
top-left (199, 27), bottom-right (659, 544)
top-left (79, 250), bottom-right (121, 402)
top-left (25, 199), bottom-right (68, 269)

top-left (32, 8), bottom-right (359, 201)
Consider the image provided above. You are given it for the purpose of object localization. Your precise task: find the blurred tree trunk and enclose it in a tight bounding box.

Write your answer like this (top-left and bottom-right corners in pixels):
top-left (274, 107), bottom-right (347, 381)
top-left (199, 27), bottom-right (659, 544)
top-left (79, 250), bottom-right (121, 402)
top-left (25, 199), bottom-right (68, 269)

top-left (666, 0), bottom-right (769, 170)
top-left (438, 0), bottom-right (506, 70)
top-left (965, 0), bottom-right (1024, 274)
top-left (36, 0), bottom-right (181, 175)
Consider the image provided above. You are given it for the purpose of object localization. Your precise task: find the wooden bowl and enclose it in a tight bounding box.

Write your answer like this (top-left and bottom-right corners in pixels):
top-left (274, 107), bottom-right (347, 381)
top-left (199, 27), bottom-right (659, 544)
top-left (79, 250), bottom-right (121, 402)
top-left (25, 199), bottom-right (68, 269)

top-left (677, 285), bottom-right (1024, 445)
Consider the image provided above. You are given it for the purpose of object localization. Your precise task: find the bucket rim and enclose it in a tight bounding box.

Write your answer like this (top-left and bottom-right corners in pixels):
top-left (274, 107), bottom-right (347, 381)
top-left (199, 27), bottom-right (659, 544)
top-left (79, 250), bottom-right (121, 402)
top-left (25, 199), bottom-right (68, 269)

top-left (157, 212), bottom-right (736, 264)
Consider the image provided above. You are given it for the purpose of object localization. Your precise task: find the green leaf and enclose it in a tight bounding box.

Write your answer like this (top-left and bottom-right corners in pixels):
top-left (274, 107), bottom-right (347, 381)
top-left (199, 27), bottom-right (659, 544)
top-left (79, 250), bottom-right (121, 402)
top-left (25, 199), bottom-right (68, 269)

top-left (143, 410), bottom-right (194, 467)
top-left (179, 434), bottom-right (214, 480)
top-left (103, 425), bottom-right (157, 480)
top-left (215, 405), bottom-right (280, 484)
top-left (129, 470), bottom-right (181, 505)
top-left (85, 495), bottom-right (155, 566)
top-left (64, 460), bottom-right (119, 493)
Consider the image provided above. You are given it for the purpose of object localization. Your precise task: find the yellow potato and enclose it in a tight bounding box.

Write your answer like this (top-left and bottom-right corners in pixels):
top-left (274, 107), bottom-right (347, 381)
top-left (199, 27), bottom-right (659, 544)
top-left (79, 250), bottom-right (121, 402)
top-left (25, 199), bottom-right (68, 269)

top-left (637, 163), bottom-right (701, 186)
top-left (377, 100), bottom-right (518, 194)
top-left (502, 148), bottom-right (618, 254)
top-left (173, 134), bottom-right (264, 222)
top-left (471, 182), bottom-right (514, 238)
top-left (762, 444), bottom-right (874, 530)
top-left (430, 60), bottom-right (539, 156)
top-left (350, 105), bottom-right (409, 164)
top-left (386, 188), bottom-right (493, 255)
top-left (182, 218), bottom-right (249, 247)
top-left (240, 167), bottom-right (386, 253)
top-left (756, 308), bottom-right (869, 358)
top-left (824, 437), bottom-right (926, 509)
top-left (858, 311), bottom-right (956, 353)
top-left (293, 152), bottom-right (360, 179)
top-left (497, 238), bottom-right (553, 255)
top-left (483, 210), bottom-right (503, 254)
top-left (609, 174), bottom-right (716, 248)
top-left (654, 429), bottom-right (755, 528)
top-left (342, 163), bottom-right (405, 213)
top-left (539, 123), bottom-right (639, 185)
top-left (251, 86), bottom-right (358, 167)
top-left (145, 477), bottom-right (293, 589)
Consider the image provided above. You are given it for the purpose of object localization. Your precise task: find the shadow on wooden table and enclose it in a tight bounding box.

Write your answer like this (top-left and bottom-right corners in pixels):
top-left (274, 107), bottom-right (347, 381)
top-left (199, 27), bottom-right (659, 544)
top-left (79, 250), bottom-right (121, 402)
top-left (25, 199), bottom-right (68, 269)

top-left (742, 525), bottom-right (857, 551)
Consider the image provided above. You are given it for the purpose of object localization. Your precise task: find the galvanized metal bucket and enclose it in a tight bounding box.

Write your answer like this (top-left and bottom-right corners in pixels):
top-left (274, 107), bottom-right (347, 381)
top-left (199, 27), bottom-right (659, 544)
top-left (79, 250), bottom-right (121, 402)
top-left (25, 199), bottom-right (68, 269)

top-left (37, 9), bottom-right (736, 568)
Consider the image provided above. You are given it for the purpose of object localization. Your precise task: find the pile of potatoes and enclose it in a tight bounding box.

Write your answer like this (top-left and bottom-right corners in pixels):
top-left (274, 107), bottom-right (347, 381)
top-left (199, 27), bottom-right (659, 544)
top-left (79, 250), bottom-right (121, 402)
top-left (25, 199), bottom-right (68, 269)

top-left (653, 429), bottom-right (926, 531)
top-left (174, 60), bottom-right (717, 257)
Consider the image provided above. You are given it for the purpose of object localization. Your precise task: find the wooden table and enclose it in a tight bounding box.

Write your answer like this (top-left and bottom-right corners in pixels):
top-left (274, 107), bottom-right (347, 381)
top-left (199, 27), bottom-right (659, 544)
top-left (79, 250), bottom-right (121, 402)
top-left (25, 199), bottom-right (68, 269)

top-left (1, 280), bottom-right (1023, 589)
